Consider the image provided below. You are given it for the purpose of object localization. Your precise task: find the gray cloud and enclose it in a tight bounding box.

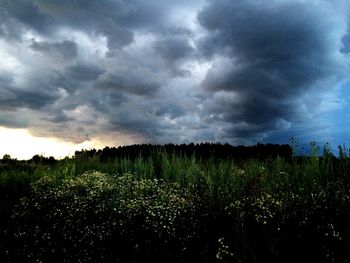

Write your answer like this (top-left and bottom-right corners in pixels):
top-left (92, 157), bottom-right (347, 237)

top-left (94, 70), bottom-right (161, 97)
top-left (152, 36), bottom-right (194, 76)
top-left (197, 0), bottom-right (348, 142)
top-left (0, 83), bottom-right (60, 111)
top-left (0, 0), bottom-right (348, 148)
top-left (1, 0), bottom-right (54, 36)
top-left (30, 40), bottom-right (78, 60)
top-left (341, 31), bottom-right (350, 53)
top-left (43, 111), bottom-right (74, 123)
top-left (65, 64), bottom-right (105, 82)
top-left (32, 0), bottom-right (178, 49)
top-left (104, 98), bottom-right (188, 142)
top-left (0, 0), bottom-right (202, 144)
top-left (153, 37), bottom-right (193, 62)
top-left (0, 111), bottom-right (28, 128)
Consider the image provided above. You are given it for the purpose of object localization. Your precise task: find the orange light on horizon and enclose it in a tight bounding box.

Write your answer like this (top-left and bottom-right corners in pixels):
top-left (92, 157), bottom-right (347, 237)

top-left (0, 127), bottom-right (96, 160)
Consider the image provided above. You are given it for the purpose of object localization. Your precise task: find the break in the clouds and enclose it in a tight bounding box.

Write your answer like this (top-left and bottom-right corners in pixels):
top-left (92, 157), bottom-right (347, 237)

top-left (0, 0), bottom-right (349, 148)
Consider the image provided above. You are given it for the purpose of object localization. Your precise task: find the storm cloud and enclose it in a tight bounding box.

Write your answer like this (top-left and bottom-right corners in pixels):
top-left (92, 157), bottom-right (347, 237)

top-left (0, 0), bottom-right (349, 147)
top-left (197, 0), bottom-right (349, 142)
top-left (30, 40), bottom-right (78, 61)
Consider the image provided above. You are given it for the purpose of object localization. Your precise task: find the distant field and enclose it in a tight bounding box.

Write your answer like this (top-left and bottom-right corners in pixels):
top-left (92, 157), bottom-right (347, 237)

top-left (1, 143), bottom-right (350, 262)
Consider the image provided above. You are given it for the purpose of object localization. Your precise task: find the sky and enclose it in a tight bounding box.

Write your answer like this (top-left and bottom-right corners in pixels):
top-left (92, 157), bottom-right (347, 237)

top-left (0, 0), bottom-right (350, 159)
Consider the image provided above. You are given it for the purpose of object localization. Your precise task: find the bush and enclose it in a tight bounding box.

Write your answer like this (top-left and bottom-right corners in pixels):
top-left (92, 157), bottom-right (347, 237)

top-left (8, 171), bottom-right (198, 262)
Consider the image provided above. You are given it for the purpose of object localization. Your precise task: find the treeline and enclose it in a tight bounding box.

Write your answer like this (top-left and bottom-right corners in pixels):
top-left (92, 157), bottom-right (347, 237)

top-left (0, 154), bottom-right (57, 166)
top-left (74, 143), bottom-right (293, 162)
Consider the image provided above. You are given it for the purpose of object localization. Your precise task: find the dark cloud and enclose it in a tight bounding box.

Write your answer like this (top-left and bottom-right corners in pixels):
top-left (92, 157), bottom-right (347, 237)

top-left (30, 40), bottom-right (78, 60)
top-left (0, 0), bottom-right (201, 144)
top-left (0, 76), bottom-right (16, 110)
top-left (0, 0), bottom-right (348, 148)
top-left (1, 0), bottom-right (54, 35)
top-left (0, 71), bottom-right (62, 111)
top-left (0, 71), bottom-right (12, 86)
top-left (341, 31), bottom-right (350, 54)
top-left (0, 85), bottom-right (59, 110)
top-left (152, 36), bottom-right (194, 76)
top-left (32, 0), bottom-right (174, 49)
top-left (1, 0), bottom-right (166, 48)
top-left (43, 112), bottom-right (73, 123)
top-left (105, 98), bottom-right (187, 141)
top-left (0, 112), bottom-right (28, 128)
top-left (153, 37), bottom-right (193, 62)
top-left (94, 69), bottom-right (161, 97)
top-left (65, 64), bottom-right (105, 82)
top-left (97, 24), bottom-right (134, 50)
top-left (197, 0), bottom-right (346, 142)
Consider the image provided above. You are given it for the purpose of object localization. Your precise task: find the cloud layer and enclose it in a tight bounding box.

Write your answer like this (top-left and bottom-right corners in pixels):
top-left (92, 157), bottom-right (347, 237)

top-left (0, 0), bottom-right (349, 146)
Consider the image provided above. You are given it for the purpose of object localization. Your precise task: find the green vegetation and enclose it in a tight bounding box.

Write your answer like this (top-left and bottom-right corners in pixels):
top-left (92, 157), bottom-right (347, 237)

top-left (1, 143), bottom-right (350, 262)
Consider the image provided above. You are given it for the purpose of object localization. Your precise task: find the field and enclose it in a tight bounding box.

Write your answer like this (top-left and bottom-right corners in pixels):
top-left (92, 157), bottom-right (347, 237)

top-left (1, 143), bottom-right (350, 262)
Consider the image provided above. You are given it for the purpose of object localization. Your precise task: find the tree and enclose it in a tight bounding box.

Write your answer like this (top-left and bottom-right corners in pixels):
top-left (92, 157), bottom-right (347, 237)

top-left (2, 154), bottom-right (11, 160)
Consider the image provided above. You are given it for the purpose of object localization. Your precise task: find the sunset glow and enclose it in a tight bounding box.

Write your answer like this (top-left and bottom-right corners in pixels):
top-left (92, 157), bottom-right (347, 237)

top-left (0, 127), bottom-right (95, 160)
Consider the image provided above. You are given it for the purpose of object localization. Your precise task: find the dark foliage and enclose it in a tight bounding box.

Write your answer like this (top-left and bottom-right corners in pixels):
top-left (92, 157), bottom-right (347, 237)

top-left (1, 143), bottom-right (350, 262)
top-left (75, 143), bottom-right (292, 162)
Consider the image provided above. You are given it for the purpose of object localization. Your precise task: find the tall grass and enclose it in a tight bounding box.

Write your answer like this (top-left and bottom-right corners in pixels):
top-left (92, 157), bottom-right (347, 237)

top-left (1, 143), bottom-right (350, 262)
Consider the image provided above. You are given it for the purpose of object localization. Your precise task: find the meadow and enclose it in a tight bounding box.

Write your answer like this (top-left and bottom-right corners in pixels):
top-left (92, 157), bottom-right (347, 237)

top-left (1, 143), bottom-right (350, 262)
